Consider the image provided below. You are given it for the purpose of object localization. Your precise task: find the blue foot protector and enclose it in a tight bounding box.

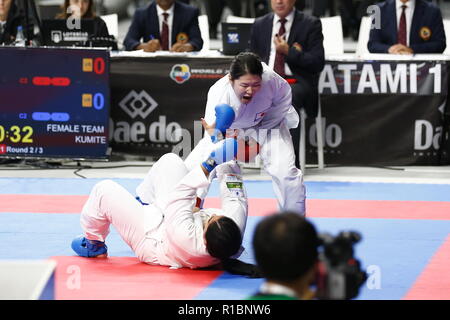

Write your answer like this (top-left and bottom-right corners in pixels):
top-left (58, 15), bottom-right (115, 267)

top-left (71, 235), bottom-right (108, 257)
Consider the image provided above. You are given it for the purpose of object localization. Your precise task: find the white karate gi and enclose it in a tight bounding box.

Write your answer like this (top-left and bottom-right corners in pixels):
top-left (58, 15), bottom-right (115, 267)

top-left (185, 63), bottom-right (306, 214)
top-left (80, 153), bottom-right (248, 269)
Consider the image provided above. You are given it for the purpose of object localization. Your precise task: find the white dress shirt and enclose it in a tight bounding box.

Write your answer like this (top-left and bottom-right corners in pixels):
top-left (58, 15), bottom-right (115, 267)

top-left (156, 4), bottom-right (174, 49)
top-left (396, 0), bottom-right (415, 47)
top-left (268, 10), bottom-right (295, 76)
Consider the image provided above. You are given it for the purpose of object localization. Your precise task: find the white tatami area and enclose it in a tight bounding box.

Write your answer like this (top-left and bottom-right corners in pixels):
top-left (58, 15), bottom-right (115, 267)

top-left (1, 158), bottom-right (450, 185)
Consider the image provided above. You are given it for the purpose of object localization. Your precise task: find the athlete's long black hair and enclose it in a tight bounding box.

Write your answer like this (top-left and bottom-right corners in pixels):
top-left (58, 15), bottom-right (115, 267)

top-left (205, 216), bottom-right (261, 278)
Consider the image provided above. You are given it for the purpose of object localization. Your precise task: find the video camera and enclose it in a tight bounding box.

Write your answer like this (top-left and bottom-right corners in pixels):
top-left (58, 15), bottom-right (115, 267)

top-left (315, 231), bottom-right (367, 300)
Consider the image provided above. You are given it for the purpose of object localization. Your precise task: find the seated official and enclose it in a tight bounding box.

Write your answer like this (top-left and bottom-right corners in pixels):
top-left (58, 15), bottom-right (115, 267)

top-left (0, 0), bottom-right (35, 45)
top-left (123, 0), bottom-right (203, 52)
top-left (248, 212), bottom-right (319, 300)
top-left (368, 0), bottom-right (446, 54)
top-left (250, 0), bottom-right (325, 169)
top-left (56, 0), bottom-right (110, 39)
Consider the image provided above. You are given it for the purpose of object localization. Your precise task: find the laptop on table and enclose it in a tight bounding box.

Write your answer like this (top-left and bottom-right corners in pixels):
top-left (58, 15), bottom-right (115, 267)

top-left (41, 19), bottom-right (95, 47)
top-left (221, 22), bottom-right (252, 56)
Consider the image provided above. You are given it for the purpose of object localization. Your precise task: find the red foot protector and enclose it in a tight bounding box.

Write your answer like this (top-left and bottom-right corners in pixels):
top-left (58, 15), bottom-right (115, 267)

top-left (403, 235), bottom-right (450, 300)
top-left (52, 256), bottom-right (222, 300)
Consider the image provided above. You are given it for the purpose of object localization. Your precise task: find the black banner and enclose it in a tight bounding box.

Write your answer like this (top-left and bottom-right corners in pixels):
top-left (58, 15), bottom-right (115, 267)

top-left (319, 60), bottom-right (447, 95)
top-left (110, 56), bottom-right (233, 159)
top-left (110, 57), bottom-right (449, 165)
top-left (306, 60), bottom-right (449, 166)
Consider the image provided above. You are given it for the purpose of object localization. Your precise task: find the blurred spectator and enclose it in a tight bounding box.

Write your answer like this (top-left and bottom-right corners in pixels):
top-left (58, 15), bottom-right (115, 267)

top-left (204, 0), bottom-right (241, 39)
top-left (311, 0), bottom-right (336, 17)
top-left (57, 0), bottom-right (110, 38)
top-left (368, 0), bottom-right (446, 54)
top-left (0, 0), bottom-right (32, 45)
top-left (249, 212), bottom-right (319, 300)
top-left (123, 0), bottom-right (203, 52)
top-left (339, 0), bottom-right (377, 40)
top-left (295, 0), bottom-right (305, 11)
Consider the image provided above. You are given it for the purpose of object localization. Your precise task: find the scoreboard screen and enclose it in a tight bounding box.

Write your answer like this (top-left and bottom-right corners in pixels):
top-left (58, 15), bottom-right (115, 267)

top-left (0, 47), bottom-right (110, 160)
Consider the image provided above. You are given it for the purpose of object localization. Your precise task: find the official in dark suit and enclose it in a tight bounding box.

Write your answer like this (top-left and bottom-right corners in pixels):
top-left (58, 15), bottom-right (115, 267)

top-left (250, 0), bottom-right (325, 169)
top-left (123, 0), bottom-right (203, 52)
top-left (368, 0), bottom-right (446, 54)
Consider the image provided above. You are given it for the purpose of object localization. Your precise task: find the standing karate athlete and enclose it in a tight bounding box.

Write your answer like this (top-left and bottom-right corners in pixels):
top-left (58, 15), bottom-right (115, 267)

top-left (185, 52), bottom-right (306, 215)
top-left (71, 139), bottom-right (260, 276)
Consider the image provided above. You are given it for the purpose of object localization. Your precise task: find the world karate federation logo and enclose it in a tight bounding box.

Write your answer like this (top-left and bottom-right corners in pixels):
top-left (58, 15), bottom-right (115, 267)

top-left (119, 90), bottom-right (158, 119)
top-left (227, 32), bottom-right (239, 44)
top-left (170, 64), bottom-right (191, 84)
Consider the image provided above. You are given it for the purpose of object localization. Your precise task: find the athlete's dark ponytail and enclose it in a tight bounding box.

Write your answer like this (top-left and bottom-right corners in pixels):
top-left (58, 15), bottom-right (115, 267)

top-left (205, 216), bottom-right (262, 278)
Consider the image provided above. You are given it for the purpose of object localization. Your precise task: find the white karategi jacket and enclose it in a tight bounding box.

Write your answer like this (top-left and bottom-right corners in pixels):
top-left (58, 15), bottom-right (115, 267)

top-left (81, 154), bottom-right (247, 269)
top-left (203, 62), bottom-right (299, 144)
top-left (184, 63), bottom-right (306, 214)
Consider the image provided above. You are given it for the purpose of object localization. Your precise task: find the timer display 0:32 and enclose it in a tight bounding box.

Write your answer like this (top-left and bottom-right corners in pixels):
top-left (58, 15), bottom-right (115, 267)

top-left (0, 125), bottom-right (33, 143)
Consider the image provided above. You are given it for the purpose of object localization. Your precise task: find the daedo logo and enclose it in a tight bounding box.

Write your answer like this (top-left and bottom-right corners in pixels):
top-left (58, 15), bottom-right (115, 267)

top-left (309, 118), bottom-right (343, 148)
top-left (119, 90), bottom-right (158, 119)
top-left (414, 120), bottom-right (442, 151)
top-left (112, 90), bottom-right (183, 144)
top-left (170, 64), bottom-right (191, 84)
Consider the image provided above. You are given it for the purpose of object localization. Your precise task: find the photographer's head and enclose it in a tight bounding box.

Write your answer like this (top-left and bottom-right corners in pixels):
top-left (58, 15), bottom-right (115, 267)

top-left (252, 212), bottom-right (319, 299)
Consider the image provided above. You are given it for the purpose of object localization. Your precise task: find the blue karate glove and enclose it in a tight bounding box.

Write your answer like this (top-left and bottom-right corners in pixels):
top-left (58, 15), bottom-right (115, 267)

top-left (211, 104), bottom-right (235, 143)
top-left (202, 138), bottom-right (238, 172)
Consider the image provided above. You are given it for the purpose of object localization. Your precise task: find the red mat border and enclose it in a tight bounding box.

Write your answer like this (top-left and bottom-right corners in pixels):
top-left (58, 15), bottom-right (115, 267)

top-left (1, 195), bottom-right (450, 220)
top-left (403, 235), bottom-right (450, 300)
top-left (51, 256), bottom-right (223, 300)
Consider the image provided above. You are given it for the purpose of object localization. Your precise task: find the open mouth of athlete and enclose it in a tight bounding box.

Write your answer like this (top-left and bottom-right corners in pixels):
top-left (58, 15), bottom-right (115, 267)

top-left (242, 95), bottom-right (252, 102)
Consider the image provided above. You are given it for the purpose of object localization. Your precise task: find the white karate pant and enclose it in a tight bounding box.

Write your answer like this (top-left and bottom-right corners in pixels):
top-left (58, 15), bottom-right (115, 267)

top-left (80, 178), bottom-right (158, 263)
top-left (185, 122), bottom-right (306, 215)
top-left (80, 153), bottom-right (248, 265)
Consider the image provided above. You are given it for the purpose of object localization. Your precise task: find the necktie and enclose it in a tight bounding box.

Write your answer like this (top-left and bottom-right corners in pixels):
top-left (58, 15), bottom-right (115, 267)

top-left (398, 5), bottom-right (407, 46)
top-left (274, 18), bottom-right (287, 77)
top-left (161, 12), bottom-right (169, 50)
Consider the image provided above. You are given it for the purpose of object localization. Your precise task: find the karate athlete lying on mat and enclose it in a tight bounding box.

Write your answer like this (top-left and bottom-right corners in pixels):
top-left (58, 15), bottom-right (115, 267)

top-left (71, 138), bottom-right (260, 276)
top-left (185, 52), bottom-right (306, 215)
